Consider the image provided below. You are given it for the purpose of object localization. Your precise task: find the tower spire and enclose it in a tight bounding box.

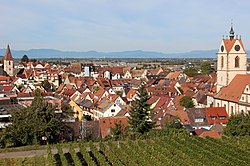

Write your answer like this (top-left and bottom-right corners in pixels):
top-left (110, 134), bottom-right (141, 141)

top-left (3, 44), bottom-right (13, 61)
top-left (229, 19), bottom-right (234, 40)
top-left (3, 44), bottom-right (14, 76)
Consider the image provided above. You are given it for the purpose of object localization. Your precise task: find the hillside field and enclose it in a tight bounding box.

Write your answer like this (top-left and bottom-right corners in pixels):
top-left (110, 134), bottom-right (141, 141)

top-left (0, 130), bottom-right (250, 166)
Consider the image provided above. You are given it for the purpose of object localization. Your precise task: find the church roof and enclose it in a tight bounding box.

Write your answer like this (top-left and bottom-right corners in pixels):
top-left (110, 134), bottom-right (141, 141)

top-left (223, 39), bottom-right (245, 53)
top-left (215, 74), bottom-right (250, 102)
top-left (3, 45), bottom-right (13, 61)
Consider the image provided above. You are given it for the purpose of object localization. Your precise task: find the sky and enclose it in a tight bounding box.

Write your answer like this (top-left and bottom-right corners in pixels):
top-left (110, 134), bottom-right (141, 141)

top-left (0, 0), bottom-right (250, 53)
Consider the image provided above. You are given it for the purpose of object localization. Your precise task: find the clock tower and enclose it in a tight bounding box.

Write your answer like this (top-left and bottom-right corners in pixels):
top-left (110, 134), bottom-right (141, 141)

top-left (216, 25), bottom-right (247, 93)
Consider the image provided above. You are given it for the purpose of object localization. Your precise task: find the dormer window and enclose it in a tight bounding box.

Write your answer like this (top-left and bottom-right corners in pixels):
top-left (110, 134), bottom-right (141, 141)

top-left (210, 116), bottom-right (216, 120)
top-left (219, 116), bottom-right (226, 120)
top-left (106, 128), bottom-right (110, 133)
top-left (195, 118), bottom-right (204, 123)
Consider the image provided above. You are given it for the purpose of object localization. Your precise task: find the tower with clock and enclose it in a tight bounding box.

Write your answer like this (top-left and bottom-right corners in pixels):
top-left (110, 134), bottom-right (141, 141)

top-left (216, 25), bottom-right (247, 93)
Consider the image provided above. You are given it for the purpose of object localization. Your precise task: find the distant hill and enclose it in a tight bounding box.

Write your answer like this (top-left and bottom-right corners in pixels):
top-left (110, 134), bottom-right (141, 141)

top-left (0, 48), bottom-right (218, 59)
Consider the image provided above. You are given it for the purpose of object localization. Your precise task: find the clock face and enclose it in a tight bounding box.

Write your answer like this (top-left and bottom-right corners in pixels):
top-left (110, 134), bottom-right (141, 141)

top-left (221, 45), bottom-right (224, 52)
top-left (235, 45), bottom-right (240, 51)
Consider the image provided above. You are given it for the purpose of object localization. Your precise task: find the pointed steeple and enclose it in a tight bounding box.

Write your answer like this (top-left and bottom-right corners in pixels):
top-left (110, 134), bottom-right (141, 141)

top-left (229, 20), bottom-right (234, 40)
top-left (3, 44), bottom-right (14, 61)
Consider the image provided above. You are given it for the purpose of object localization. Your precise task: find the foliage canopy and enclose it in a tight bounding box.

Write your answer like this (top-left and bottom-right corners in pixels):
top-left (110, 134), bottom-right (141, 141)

top-left (128, 83), bottom-right (156, 134)
top-left (200, 61), bottom-right (213, 75)
top-left (224, 112), bottom-right (250, 136)
top-left (0, 89), bottom-right (65, 147)
top-left (110, 122), bottom-right (123, 140)
top-left (21, 55), bottom-right (29, 63)
top-left (41, 80), bottom-right (52, 92)
top-left (179, 96), bottom-right (194, 108)
top-left (184, 67), bottom-right (198, 77)
top-left (165, 117), bottom-right (183, 129)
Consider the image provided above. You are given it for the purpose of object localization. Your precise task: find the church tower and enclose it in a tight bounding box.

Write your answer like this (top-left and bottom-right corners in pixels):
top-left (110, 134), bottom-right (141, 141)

top-left (3, 44), bottom-right (14, 76)
top-left (216, 25), bottom-right (247, 93)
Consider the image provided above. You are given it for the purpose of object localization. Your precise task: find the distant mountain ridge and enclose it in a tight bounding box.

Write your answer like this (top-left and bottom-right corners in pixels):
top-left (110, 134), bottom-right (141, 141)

top-left (0, 48), bottom-right (218, 59)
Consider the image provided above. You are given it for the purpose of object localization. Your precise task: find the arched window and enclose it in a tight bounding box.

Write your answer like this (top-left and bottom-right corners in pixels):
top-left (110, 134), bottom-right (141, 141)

top-left (221, 56), bottom-right (224, 68)
top-left (217, 103), bottom-right (219, 107)
top-left (9, 61), bottom-right (11, 65)
top-left (235, 56), bottom-right (240, 68)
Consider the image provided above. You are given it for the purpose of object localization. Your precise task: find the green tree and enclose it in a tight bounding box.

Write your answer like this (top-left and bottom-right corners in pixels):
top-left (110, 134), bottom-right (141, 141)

top-left (179, 96), bottom-right (194, 108)
top-left (42, 80), bottom-right (52, 92)
top-left (224, 112), bottom-right (250, 136)
top-left (93, 86), bottom-right (100, 92)
top-left (111, 122), bottom-right (123, 140)
top-left (115, 91), bottom-right (123, 97)
top-left (183, 67), bottom-right (198, 77)
top-left (21, 55), bottom-right (29, 63)
top-left (30, 59), bottom-right (37, 63)
top-left (200, 61), bottom-right (213, 75)
top-left (128, 83), bottom-right (156, 134)
top-left (17, 84), bottom-right (24, 91)
top-left (0, 89), bottom-right (65, 147)
top-left (165, 117), bottom-right (183, 129)
top-left (61, 102), bottom-right (74, 116)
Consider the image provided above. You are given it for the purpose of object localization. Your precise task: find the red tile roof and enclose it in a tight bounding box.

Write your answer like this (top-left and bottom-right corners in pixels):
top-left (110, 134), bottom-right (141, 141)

top-left (155, 96), bottom-right (171, 108)
top-left (174, 110), bottom-right (190, 125)
top-left (148, 96), bottom-right (160, 105)
top-left (56, 84), bottom-right (65, 93)
top-left (126, 89), bottom-right (137, 99)
top-left (99, 67), bottom-right (124, 75)
top-left (199, 131), bottom-right (221, 139)
top-left (172, 95), bottom-right (184, 111)
top-left (149, 67), bottom-right (163, 75)
top-left (0, 76), bottom-right (10, 84)
top-left (116, 106), bottom-right (130, 116)
top-left (99, 116), bottom-right (128, 138)
top-left (204, 107), bottom-right (228, 125)
top-left (223, 39), bottom-right (245, 53)
top-left (17, 91), bottom-right (52, 97)
top-left (166, 71), bottom-right (182, 80)
top-left (62, 89), bottom-right (76, 97)
top-left (65, 84), bottom-right (74, 90)
top-left (194, 128), bottom-right (204, 136)
top-left (3, 86), bottom-right (14, 92)
top-left (215, 74), bottom-right (250, 102)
